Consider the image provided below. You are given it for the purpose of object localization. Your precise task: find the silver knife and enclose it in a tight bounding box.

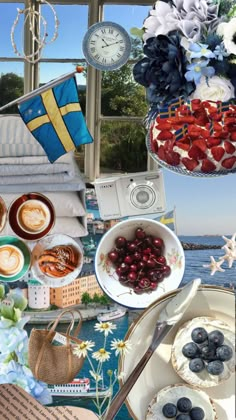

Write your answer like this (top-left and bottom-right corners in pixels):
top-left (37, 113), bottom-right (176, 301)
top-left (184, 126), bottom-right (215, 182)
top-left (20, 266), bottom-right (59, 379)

top-left (104, 278), bottom-right (201, 420)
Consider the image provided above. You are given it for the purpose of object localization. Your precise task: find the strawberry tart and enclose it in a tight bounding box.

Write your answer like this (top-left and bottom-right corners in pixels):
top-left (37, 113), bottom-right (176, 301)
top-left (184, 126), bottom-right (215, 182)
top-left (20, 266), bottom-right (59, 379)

top-left (149, 99), bottom-right (236, 174)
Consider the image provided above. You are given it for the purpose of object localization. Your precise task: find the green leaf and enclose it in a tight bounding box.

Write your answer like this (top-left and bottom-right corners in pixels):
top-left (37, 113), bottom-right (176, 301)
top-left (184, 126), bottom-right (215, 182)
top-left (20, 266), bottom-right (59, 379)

top-left (9, 290), bottom-right (27, 311)
top-left (130, 27), bottom-right (144, 39)
top-left (13, 307), bottom-right (22, 323)
top-left (0, 284), bottom-right (5, 300)
top-left (0, 298), bottom-right (15, 320)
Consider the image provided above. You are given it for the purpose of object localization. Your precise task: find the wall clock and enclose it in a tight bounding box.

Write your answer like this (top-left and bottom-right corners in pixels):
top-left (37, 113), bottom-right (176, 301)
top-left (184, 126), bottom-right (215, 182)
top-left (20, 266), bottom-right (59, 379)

top-left (82, 21), bottom-right (132, 71)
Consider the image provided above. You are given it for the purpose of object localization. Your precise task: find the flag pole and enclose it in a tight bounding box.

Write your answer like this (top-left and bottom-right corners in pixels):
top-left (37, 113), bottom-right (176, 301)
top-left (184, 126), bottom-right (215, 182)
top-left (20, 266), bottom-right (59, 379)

top-left (0, 66), bottom-right (84, 112)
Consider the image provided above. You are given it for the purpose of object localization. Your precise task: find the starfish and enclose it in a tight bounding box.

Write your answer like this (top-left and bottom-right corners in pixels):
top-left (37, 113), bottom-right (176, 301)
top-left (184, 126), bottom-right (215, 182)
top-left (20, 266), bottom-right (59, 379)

top-left (222, 233), bottom-right (236, 251)
top-left (203, 256), bottom-right (225, 276)
top-left (220, 246), bottom-right (236, 268)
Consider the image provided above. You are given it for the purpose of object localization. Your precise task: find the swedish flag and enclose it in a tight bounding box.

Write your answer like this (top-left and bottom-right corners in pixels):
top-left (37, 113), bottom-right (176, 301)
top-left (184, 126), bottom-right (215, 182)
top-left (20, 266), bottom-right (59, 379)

top-left (159, 106), bottom-right (176, 119)
top-left (217, 101), bottom-right (230, 113)
top-left (155, 210), bottom-right (176, 232)
top-left (169, 96), bottom-right (185, 110)
top-left (18, 76), bottom-right (93, 163)
top-left (175, 124), bottom-right (188, 141)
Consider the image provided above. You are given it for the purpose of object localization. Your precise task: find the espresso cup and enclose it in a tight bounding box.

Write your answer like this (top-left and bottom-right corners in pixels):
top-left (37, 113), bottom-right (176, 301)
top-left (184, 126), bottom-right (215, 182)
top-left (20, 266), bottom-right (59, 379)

top-left (0, 244), bottom-right (24, 277)
top-left (17, 199), bottom-right (50, 234)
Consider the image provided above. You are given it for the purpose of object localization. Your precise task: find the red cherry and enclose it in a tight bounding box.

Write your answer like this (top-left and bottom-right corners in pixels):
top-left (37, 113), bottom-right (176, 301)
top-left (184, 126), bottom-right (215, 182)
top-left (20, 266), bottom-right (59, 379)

top-left (150, 282), bottom-right (158, 290)
top-left (119, 263), bottom-right (129, 273)
top-left (138, 278), bottom-right (151, 289)
top-left (156, 256), bottom-right (166, 265)
top-left (146, 259), bottom-right (156, 269)
top-left (135, 228), bottom-right (146, 240)
top-left (128, 271), bottom-right (138, 282)
top-left (115, 236), bottom-right (127, 249)
top-left (127, 242), bottom-right (137, 253)
top-left (161, 265), bottom-right (171, 276)
top-left (119, 275), bottom-right (128, 283)
top-left (143, 247), bottom-right (152, 255)
top-left (152, 237), bottom-right (164, 249)
top-left (108, 250), bottom-right (119, 263)
top-left (137, 261), bottom-right (146, 270)
top-left (124, 255), bottom-right (133, 265)
top-left (152, 248), bottom-right (162, 257)
top-left (130, 264), bottom-right (138, 272)
top-left (116, 267), bottom-right (122, 276)
top-left (142, 255), bottom-right (149, 262)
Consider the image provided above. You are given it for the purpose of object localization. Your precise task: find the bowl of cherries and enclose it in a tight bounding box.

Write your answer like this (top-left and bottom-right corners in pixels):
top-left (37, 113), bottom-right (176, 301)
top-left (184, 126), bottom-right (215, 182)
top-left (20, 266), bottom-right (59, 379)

top-left (94, 218), bottom-right (185, 309)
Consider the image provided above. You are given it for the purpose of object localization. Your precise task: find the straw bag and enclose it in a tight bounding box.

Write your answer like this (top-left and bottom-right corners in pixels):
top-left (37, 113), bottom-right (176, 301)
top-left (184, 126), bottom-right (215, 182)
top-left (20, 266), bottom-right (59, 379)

top-left (28, 309), bottom-right (85, 384)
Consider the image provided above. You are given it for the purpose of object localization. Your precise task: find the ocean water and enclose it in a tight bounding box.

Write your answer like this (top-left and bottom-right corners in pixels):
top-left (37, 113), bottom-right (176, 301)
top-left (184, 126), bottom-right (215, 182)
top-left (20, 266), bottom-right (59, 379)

top-left (50, 235), bottom-right (235, 419)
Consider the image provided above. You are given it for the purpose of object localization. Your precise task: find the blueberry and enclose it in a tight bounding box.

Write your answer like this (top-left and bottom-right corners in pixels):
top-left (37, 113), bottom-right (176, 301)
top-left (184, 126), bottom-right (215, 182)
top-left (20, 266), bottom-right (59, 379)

top-left (182, 342), bottom-right (200, 359)
top-left (176, 415), bottom-right (191, 420)
top-left (216, 345), bottom-right (233, 361)
top-left (207, 360), bottom-right (224, 375)
top-left (208, 330), bottom-right (224, 347)
top-left (189, 358), bottom-right (205, 373)
top-left (177, 397), bottom-right (192, 413)
top-left (200, 345), bottom-right (217, 361)
top-left (162, 403), bottom-right (177, 418)
top-left (191, 328), bottom-right (208, 344)
top-left (190, 407), bottom-right (205, 420)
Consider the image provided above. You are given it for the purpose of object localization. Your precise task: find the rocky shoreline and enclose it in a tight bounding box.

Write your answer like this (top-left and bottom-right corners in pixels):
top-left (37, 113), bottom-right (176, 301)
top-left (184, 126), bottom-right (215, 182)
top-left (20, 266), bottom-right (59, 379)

top-left (181, 242), bottom-right (221, 250)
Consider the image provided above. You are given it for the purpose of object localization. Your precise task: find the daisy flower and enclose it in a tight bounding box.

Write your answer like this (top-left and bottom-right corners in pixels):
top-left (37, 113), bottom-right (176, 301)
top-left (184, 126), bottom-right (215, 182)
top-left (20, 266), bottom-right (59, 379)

top-left (89, 370), bottom-right (103, 382)
top-left (110, 338), bottom-right (132, 356)
top-left (73, 340), bottom-right (95, 358)
top-left (94, 322), bottom-right (117, 336)
top-left (92, 347), bottom-right (111, 362)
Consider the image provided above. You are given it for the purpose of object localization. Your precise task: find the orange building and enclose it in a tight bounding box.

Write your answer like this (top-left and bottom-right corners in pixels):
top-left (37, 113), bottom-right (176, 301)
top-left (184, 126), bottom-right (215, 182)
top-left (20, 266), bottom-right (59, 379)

top-left (50, 273), bottom-right (103, 308)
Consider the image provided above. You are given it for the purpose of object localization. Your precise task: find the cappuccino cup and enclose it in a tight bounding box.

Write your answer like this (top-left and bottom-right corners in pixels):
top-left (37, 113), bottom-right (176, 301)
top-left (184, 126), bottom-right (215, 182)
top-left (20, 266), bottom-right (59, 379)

top-left (17, 199), bottom-right (50, 234)
top-left (0, 244), bottom-right (24, 277)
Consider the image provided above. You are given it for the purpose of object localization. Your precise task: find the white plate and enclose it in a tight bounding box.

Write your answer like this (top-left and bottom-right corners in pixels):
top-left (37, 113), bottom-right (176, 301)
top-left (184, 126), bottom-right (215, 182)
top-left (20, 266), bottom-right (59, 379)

top-left (119, 286), bottom-right (235, 420)
top-left (31, 234), bottom-right (83, 287)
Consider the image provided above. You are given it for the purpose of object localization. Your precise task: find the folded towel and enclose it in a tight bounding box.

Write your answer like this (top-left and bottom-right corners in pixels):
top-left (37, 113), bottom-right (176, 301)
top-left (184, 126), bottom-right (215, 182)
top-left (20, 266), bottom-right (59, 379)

top-left (0, 174), bottom-right (86, 193)
top-left (0, 155), bottom-right (83, 185)
top-left (0, 115), bottom-right (46, 157)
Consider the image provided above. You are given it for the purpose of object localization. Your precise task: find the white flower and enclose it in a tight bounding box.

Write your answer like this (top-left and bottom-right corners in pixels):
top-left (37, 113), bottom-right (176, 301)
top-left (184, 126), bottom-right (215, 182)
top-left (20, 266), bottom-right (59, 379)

top-left (117, 371), bottom-right (125, 381)
top-left (92, 348), bottom-right (111, 362)
top-left (89, 370), bottom-right (102, 382)
top-left (191, 76), bottom-right (235, 102)
top-left (73, 340), bottom-right (95, 358)
top-left (110, 339), bottom-right (132, 356)
top-left (143, 1), bottom-right (177, 42)
top-left (217, 18), bottom-right (236, 55)
top-left (94, 322), bottom-right (117, 336)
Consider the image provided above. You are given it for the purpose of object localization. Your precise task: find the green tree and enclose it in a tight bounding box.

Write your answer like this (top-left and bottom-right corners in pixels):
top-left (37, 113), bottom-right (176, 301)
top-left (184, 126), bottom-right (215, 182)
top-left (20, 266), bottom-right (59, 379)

top-left (92, 293), bottom-right (101, 304)
top-left (0, 73), bottom-right (24, 114)
top-left (81, 292), bottom-right (92, 306)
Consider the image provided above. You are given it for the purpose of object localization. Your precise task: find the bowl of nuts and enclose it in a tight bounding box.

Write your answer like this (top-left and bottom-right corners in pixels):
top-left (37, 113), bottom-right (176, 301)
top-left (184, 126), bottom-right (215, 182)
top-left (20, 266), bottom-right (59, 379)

top-left (94, 218), bottom-right (185, 309)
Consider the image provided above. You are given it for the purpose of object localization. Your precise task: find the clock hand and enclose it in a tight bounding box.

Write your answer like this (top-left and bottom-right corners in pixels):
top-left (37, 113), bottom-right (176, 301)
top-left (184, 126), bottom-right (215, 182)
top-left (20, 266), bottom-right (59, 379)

top-left (101, 38), bottom-right (109, 46)
top-left (101, 40), bottom-right (124, 48)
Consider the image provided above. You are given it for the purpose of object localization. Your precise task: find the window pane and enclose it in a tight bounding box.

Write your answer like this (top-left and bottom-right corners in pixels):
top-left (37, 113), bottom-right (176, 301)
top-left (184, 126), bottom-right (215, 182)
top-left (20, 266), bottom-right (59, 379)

top-left (0, 67), bottom-right (24, 113)
top-left (104, 4), bottom-right (151, 30)
top-left (0, 2), bottom-right (24, 57)
top-left (41, 4), bottom-right (89, 59)
top-left (100, 120), bottom-right (147, 173)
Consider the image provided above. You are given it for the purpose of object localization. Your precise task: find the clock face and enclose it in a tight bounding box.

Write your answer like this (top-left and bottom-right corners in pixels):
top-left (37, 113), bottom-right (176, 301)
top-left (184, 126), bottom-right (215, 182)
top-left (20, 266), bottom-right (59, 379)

top-left (82, 22), bottom-right (132, 71)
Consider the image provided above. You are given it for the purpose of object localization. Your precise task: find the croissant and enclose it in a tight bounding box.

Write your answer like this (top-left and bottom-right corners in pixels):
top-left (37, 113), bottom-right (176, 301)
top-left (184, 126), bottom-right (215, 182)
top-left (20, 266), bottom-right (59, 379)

top-left (38, 245), bottom-right (80, 278)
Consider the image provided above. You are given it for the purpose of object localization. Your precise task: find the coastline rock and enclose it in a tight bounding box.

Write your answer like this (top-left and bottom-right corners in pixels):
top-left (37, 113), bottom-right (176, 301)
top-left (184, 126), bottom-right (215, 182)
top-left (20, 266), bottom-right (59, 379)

top-left (181, 242), bottom-right (221, 250)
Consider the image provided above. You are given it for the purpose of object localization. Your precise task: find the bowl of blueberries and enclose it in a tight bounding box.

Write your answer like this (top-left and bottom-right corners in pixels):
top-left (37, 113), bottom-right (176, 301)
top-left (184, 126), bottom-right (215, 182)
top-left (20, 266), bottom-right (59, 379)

top-left (94, 217), bottom-right (185, 309)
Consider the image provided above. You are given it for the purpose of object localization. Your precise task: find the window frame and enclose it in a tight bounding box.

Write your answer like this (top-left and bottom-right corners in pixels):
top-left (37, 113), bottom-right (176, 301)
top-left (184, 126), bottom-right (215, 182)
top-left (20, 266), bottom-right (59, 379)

top-left (0, 0), bottom-right (155, 180)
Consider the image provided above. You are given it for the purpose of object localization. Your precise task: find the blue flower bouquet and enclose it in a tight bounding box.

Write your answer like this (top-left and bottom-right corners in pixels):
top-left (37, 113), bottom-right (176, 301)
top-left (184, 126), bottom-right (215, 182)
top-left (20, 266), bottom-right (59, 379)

top-left (133, 0), bottom-right (236, 175)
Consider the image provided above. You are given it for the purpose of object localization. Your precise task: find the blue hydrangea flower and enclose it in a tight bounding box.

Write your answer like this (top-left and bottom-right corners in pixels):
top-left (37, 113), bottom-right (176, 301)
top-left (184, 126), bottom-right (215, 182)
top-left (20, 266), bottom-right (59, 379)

top-left (0, 325), bottom-right (28, 356)
top-left (189, 43), bottom-right (215, 59)
top-left (185, 60), bottom-right (215, 84)
top-left (0, 361), bottom-right (52, 405)
top-left (214, 43), bottom-right (230, 61)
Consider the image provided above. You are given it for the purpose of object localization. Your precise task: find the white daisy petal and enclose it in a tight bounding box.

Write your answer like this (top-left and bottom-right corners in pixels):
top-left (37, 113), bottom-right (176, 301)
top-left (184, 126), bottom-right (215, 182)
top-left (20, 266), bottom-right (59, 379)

top-left (92, 348), bottom-right (111, 362)
top-left (110, 339), bottom-right (132, 356)
top-left (73, 340), bottom-right (95, 358)
top-left (94, 322), bottom-right (117, 336)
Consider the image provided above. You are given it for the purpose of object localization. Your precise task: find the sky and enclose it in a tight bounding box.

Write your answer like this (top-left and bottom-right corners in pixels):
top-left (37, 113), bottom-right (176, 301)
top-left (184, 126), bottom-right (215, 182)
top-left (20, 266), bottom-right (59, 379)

top-left (0, 3), bottom-right (235, 236)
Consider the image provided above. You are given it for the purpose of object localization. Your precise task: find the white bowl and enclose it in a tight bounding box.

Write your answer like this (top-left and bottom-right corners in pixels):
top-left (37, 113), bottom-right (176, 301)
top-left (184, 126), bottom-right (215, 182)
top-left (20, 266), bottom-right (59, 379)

top-left (94, 218), bottom-right (185, 309)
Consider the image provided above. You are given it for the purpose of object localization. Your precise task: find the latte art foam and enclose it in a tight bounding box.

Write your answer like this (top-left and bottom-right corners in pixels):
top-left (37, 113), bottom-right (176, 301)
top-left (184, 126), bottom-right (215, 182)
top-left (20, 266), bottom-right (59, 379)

top-left (18, 201), bottom-right (49, 233)
top-left (0, 246), bottom-right (24, 276)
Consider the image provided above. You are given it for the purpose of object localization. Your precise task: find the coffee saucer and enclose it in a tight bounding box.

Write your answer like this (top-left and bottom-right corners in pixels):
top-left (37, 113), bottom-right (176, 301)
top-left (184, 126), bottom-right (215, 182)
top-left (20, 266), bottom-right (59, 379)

top-left (0, 196), bottom-right (7, 232)
top-left (8, 193), bottom-right (55, 241)
top-left (0, 236), bottom-right (31, 282)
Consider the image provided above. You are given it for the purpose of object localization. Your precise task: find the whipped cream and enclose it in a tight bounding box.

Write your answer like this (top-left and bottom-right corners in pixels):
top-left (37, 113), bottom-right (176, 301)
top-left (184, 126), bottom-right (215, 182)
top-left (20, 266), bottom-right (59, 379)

top-left (171, 317), bottom-right (235, 388)
top-left (146, 384), bottom-right (216, 420)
